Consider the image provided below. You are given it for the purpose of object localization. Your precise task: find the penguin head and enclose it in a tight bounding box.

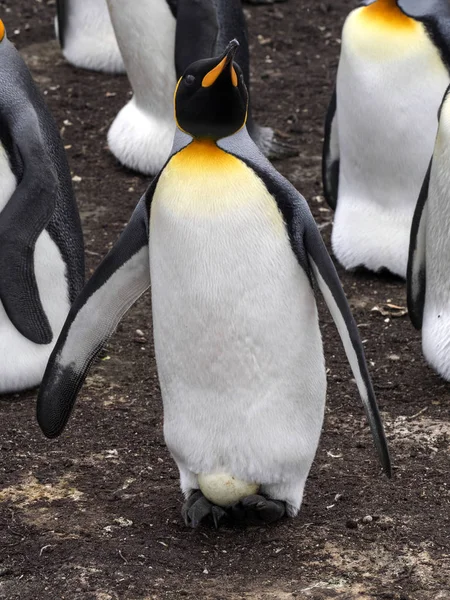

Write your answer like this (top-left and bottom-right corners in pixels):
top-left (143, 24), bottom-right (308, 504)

top-left (0, 20), bottom-right (5, 42)
top-left (174, 39), bottom-right (248, 140)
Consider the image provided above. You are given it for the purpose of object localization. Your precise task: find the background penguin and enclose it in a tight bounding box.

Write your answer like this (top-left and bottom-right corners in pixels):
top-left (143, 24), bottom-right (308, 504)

top-left (408, 84), bottom-right (450, 381)
top-left (56, 0), bottom-right (125, 73)
top-left (0, 21), bottom-right (84, 393)
top-left (37, 41), bottom-right (390, 527)
top-left (323, 0), bottom-right (450, 278)
top-left (106, 0), bottom-right (294, 176)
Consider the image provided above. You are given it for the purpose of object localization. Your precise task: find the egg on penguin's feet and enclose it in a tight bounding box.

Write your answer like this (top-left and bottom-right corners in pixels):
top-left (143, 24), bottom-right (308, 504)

top-left (198, 473), bottom-right (260, 507)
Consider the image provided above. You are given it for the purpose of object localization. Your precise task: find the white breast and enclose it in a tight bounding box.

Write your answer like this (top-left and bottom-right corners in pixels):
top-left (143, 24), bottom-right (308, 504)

top-left (149, 151), bottom-right (326, 486)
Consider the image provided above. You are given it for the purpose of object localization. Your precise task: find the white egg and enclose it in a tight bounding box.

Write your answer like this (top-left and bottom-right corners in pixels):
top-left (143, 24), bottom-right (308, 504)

top-left (198, 472), bottom-right (260, 507)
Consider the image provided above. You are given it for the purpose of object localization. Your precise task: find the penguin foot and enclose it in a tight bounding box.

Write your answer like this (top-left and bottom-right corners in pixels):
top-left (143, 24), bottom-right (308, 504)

top-left (182, 490), bottom-right (228, 529)
top-left (252, 126), bottom-right (298, 161)
top-left (230, 494), bottom-right (286, 525)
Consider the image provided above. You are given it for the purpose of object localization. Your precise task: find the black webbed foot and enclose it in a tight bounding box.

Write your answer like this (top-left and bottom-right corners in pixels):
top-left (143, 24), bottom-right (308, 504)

top-left (182, 491), bottom-right (287, 528)
top-left (182, 490), bottom-right (228, 529)
top-left (230, 494), bottom-right (286, 525)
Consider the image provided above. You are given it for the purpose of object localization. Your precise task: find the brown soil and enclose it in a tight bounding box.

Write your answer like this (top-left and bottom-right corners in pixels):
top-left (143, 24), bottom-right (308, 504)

top-left (0, 1), bottom-right (449, 599)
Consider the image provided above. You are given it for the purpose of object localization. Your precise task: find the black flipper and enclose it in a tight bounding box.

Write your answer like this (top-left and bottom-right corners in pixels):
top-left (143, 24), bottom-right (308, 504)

top-left (322, 88), bottom-right (339, 210)
top-left (56, 0), bottom-right (67, 47)
top-left (407, 161), bottom-right (431, 330)
top-left (0, 106), bottom-right (58, 345)
top-left (37, 193), bottom-right (153, 439)
top-left (303, 214), bottom-right (391, 478)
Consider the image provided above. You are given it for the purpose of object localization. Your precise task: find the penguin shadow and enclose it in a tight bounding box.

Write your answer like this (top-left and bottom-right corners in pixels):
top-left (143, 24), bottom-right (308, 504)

top-left (345, 265), bottom-right (405, 286)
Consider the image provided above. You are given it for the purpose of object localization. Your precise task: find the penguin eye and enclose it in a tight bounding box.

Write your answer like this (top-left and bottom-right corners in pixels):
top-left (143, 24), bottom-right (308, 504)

top-left (185, 74), bottom-right (196, 87)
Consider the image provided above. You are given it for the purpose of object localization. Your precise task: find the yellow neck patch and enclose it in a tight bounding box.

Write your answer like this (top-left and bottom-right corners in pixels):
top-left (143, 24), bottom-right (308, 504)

top-left (0, 20), bottom-right (5, 42)
top-left (169, 139), bottom-right (238, 174)
top-left (360, 0), bottom-right (416, 30)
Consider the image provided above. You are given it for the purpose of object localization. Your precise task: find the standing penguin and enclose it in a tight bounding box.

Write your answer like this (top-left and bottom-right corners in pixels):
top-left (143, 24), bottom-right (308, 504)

top-left (323, 0), bottom-right (450, 278)
top-left (0, 21), bottom-right (84, 393)
top-left (37, 41), bottom-right (390, 527)
top-left (56, 0), bottom-right (125, 73)
top-left (408, 84), bottom-right (450, 381)
top-left (106, 0), bottom-right (293, 176)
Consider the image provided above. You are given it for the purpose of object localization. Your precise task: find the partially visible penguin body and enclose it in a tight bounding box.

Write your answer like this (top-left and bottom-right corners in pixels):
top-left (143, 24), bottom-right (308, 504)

top-left (323, 0), bottom-right (450, 278)
top-left (56, 0), bottom-right (125, 73)
top-left (107, 0), bottom-right (293, 176)
top-left (0, 23), bottom-right (84, 393)
top-left (38, 42), bottom-right (390, 527)
top-left (106, 0), bottom-right (178, 176)
top-left (408, 86), bottom-right (450, 380)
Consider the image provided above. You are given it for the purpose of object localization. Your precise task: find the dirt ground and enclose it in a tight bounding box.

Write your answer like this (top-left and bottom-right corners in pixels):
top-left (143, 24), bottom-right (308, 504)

top-left (0, 0), bottom-right (449, 598)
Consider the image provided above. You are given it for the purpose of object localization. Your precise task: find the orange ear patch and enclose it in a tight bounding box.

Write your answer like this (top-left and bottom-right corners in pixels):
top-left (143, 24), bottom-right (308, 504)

top-left (0, 20), bottom-right (5, 42)
top-left (202, 57), bottom-right (227, 88)
top-left (361, 0), bottom-right (416, 30)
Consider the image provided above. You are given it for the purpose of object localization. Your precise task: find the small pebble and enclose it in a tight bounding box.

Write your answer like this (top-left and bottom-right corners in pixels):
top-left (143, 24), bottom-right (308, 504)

top-left (362, 515), bottom-right (373, 524)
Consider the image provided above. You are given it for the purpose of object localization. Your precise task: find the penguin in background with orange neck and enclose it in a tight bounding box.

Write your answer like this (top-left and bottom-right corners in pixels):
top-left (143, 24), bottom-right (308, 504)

top-left (323, 0), bottom-right (450, 278)
top-left (37, 40), bottom-right (390, 528)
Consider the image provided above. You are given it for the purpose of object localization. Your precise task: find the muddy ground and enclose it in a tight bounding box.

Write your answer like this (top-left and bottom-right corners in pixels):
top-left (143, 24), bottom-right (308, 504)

top-left (0, 0), bottom-right (449, 598)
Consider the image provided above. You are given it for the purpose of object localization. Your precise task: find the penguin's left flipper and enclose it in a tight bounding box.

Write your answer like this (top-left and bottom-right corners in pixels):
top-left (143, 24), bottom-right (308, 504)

top-left (303, 214), bottom-right (391, 478)
top-left (407, 160), bottom-right (431, 330)
top-left (37, 195), bottom-right (152, 439)
top-left (322, 88), bottom-right (339, 210)
top-left (0, 107), bottom-right (60, 345)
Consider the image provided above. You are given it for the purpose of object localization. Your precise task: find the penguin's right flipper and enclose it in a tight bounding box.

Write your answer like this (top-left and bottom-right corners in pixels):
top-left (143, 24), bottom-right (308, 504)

top-left (322, 88), bottom-right (339, 210)
top-left (304, 217), bottom-right (391, 477)
top-left (37, 195), bottom-right (152, 439)
top-left (56, 0), bottom-right (67, 47)
top-left (407, 161), bottom-right (431, 330)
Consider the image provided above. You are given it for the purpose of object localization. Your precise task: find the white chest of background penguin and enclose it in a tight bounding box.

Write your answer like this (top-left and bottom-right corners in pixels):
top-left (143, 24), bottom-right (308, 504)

top-left (37, 41), bottom-right (391, 528)
top-left (323, 0), bottom-right (450, 278)
top-left (0, 21), bottom-right (84, 394)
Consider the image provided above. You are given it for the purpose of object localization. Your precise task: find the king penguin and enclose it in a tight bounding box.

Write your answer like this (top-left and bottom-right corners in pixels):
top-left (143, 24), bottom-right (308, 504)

top-left (0, 21), bottom-right (84, 393)
top-left (408, 84), bottom-right (450, 381)
top-left (323, 0), bottom-right (450, 278)
top-left (106, 0), bottom-right (294, 176)
top-left (56, 0), bottom-right (125, 73)
top-left (37, 41), bottom-right (390, 528)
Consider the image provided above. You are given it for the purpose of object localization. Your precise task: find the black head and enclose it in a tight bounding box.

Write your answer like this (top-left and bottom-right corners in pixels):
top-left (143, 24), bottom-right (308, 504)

top-left (174, 40), bottom-right (249, 140)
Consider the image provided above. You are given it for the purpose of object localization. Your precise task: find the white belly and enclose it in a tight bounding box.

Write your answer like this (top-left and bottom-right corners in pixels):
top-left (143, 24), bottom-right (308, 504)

top-left (149, 145), bottom-right (326, 486)
top-left (0, 144), bottom-right (70, 393)
top-left (334, 8), bottom-right (450, 277)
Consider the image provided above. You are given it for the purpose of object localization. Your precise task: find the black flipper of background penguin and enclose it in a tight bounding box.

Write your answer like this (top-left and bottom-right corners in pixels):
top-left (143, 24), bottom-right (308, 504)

top-left (218, 130), bottom-right (391, 477)
top-left (174, 0), bottom-right (297, 159)
top-left (0, 25), bottom-right (84, 344)
top-left (407, 160), bottom-right (431, 331)
top-left (56, 0), bottom-right (67, 47)
top-left (322, 88), bottom-right (339, 210)
top-left (37, 189), bottom-right (154, 438)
